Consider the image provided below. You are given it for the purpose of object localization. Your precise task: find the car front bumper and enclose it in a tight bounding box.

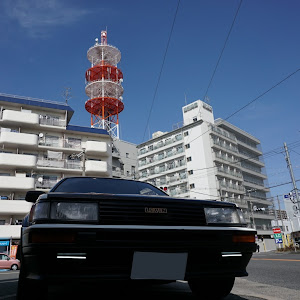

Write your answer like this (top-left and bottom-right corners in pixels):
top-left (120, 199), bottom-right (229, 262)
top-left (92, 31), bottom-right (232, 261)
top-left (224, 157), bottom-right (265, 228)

top-left (21, 224), bottom-right (256, 282)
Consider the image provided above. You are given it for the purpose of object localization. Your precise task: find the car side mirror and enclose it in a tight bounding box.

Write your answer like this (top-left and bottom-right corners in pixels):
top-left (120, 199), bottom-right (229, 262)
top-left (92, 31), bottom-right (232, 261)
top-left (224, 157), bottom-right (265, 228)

top-left (25, 191), bottom-right (45, 203)
top-left (7, 257), bottom-right (10, 261)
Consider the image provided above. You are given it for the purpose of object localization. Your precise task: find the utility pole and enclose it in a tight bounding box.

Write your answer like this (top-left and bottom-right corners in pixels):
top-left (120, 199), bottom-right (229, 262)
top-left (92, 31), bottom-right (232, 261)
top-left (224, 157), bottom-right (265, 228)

top-left (277, 195), bottom-right (284, 248)
top-left (277, 195), bottom-right (284, 232)
top-left (284, 142), bottom-right (300, 210)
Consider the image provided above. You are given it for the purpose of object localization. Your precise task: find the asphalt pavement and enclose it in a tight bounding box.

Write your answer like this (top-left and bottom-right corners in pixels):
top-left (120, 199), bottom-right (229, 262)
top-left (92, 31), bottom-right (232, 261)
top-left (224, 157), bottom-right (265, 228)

top-left (0, 251), bottom-right (299, 300)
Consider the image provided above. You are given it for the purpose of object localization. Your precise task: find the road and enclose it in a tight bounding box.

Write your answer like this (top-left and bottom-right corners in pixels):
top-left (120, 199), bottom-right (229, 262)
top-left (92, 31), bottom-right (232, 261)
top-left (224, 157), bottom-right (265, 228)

top-left (0, 251), bottom-right (299, 300)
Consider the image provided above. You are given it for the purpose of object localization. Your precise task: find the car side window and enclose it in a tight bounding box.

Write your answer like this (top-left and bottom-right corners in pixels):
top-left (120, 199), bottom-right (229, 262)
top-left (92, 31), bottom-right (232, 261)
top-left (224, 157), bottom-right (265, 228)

top-left (0, 254), bottom-right (7, 260)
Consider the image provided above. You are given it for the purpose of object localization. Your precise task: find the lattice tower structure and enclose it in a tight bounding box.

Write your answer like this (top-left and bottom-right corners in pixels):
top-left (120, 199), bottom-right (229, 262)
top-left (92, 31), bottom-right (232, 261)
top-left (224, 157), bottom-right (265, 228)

top-left (85, 30), bottom-right (124, 139)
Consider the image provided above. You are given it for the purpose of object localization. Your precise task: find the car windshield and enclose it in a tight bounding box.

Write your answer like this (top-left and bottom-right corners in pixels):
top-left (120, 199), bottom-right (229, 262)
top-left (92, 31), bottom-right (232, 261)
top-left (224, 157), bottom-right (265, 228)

top-left (51, 177), bottom-right (167, 196)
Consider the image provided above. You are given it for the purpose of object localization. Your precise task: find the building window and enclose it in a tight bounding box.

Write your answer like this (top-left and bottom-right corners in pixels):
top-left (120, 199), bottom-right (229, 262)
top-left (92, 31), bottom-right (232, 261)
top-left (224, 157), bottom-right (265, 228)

top-left (175, 134), bottom-right (182, 141)
top-left (185, 144), bottom-right (190, 149)
top-left (159, 165), bottom-right (165, 172)
top-left (184, 131), bottom-right (189, 137)
top-left (148, 145), bottom-right (153, 152)
top-left (190, 183), bottom-right (195, 189)
top-left (126, 153), bottom-right (129, 158)
top-left (193, 117), bottom-right (197, 122)
top-left (188, 170), bottom-right (193, 175)
top-left (167, 149), bottom-right (173, 157)
top-left (187, 157), bottom-right (192, 162)
top-left (178, 158), bottom-right (185, 167)
top-left (158, 153), bottom-right (164, 160)
top-left (139, 148), bottom-right (146, 155)
top-left (165, 138), bottom-right (172, 145)
top-left (176, 146), bottom-right (183, 154)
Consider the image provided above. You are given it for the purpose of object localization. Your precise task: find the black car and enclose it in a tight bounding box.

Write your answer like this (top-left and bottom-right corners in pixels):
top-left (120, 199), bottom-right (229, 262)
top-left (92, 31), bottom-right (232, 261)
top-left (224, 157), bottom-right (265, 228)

top-left (17, 177), bottom-right (256, 299)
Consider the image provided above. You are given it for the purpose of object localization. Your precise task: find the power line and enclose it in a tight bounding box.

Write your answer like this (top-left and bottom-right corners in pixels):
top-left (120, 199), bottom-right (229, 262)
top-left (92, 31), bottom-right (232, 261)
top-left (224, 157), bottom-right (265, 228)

top-left (224, 68), bottom-right (300, 121)
top-left (185, 68), bottom-right (300, 146)
top-left (203, 0), bottom-right (243, 100)
top-left (142, 0), bottom-right (181, 142)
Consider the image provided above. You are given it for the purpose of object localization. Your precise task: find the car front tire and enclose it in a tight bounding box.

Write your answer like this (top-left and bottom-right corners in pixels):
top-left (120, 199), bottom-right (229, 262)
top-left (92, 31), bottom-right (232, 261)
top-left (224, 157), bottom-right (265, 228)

top-left (188, 277), bottom-right (235, 299)
top-left (11, 264), bottom-right (18, 270)
top-left (17, 269), bottom-right (47, 300)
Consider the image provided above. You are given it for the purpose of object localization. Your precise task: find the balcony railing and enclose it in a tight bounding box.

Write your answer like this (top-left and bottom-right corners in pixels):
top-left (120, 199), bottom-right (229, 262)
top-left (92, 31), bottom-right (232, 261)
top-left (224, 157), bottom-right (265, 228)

top-left (212, 139), bottom-right (239, 153)
top-left (220, 182), bottom-right (245, 192)
top-left (210, 125), bottom-right (237, 141)
top-left (215, 153), bottom-right (240, 164)
top-left (40, 117), bottom-right (66, 127)
top-left (217, 167), bottom-right (243, 179)
top-left (36, 179), bottom-right (59, 189)
top-left (37, 158), bottom-right (81, 170)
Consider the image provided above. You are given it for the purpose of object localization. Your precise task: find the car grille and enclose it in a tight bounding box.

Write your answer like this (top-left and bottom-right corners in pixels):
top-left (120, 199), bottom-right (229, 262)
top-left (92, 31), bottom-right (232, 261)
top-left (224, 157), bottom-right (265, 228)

top-left (99, 199), bottom-right (206, 226)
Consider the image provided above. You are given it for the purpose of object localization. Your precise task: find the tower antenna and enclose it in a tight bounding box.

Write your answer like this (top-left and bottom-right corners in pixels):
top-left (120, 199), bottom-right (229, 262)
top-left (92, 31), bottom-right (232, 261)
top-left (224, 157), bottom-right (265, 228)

top-left (84, 30), bottom-right (124, 139)
top-left (62, 87), bottom-right (72, 104)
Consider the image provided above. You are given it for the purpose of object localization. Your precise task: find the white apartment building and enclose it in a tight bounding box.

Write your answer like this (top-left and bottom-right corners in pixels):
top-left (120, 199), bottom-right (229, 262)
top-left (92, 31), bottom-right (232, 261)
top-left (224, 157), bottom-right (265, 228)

top-left (112, 139), bottom-right (138, 179)
top-left (0, 93), bottom-right (112, 245)
top-left (137, 99), bottom-right (274, 237)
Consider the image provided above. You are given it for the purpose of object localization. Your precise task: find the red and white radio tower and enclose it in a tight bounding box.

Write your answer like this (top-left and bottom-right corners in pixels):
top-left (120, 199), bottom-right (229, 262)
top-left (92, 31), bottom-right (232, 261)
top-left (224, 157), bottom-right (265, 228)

top-left (85, 30), bottom-right (124, 139)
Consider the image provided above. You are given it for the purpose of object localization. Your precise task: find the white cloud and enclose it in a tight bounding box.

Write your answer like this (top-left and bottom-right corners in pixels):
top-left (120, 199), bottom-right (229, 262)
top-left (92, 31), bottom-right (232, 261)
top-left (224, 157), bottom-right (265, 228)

top-left (3, 0), bottom-right (91, 38)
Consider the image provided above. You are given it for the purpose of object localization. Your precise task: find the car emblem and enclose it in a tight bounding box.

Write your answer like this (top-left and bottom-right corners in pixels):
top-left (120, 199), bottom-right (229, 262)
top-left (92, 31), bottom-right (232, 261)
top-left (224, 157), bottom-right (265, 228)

top-left (145, 207), bottom-right (167, 214)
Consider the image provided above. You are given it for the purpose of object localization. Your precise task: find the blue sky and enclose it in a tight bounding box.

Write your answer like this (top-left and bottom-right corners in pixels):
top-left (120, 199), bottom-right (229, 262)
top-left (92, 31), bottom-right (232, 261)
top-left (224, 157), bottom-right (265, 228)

top-left (0, 0), bottom-right (299, 208)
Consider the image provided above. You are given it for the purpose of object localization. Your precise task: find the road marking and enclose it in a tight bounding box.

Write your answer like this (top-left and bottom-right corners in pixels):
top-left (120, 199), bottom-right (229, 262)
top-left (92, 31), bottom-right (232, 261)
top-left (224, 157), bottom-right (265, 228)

top-left (252, 258), bottom-right (300, 262)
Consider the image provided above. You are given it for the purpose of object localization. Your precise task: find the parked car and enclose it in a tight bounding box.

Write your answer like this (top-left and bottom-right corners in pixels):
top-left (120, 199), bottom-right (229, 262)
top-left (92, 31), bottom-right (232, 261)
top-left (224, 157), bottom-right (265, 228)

top-left (17, 177), bottom-right (256, 299)
top-left (0, 253), bottom-right (20, 270)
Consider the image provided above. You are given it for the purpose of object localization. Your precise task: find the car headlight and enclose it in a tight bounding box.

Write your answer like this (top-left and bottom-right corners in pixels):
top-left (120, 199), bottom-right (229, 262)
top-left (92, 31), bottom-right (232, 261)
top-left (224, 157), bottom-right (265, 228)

top-left (51, 202), bottom-right (98, 221)
top-left (32, 202), bottom-right (50, 221)
top-left (204, 207), bottom-right (242, 224)
top-left (33, 202), bottom-right (98, 221)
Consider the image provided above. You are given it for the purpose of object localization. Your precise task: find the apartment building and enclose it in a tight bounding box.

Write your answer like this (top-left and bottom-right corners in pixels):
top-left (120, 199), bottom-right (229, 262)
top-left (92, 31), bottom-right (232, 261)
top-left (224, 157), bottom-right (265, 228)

top-left (112, 139), bottom-right (138, 179)
top-left (0, 93), bottom-right (112, 244)
top-left (137, 99), bottom-right (274, 237)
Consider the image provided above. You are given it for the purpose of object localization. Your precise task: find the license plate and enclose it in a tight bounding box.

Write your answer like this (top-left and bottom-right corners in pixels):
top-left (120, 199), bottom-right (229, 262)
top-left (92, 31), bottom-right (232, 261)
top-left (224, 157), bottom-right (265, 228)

top-left (130, 252), bottom-right (187, 280)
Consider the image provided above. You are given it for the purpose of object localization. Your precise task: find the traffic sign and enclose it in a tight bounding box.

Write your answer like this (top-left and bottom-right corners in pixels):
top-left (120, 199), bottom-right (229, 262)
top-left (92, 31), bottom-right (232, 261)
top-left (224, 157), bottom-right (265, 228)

top-left (274, 233), bottom-right (282, 239)
top-left (273, 228), bottom-right (281, 234)
top-left (275, 238), bottom-right (283, 244)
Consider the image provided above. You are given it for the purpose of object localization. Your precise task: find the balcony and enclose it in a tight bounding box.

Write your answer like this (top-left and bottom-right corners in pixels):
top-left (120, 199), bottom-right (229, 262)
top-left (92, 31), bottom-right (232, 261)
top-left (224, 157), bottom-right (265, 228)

top-left (37, 158), bottom-right (81, 170)
top-left (39, 116), bottom-right (66, 127)
top-left (35, 179), bottom-right (60, 190)
top-left (1, 109), bottom-right (39, 126)
top-left (85, 141), bottom-right (110, 156)
top-left (0, 199), bottom-right (32, 214)
top-left (0, 225), bottom-right (23, 239)
top-left (217, 167), bottom-right (243, 181)
top-left (212, 139), bottom-right (239, 154)
top-left (220, 182), bottom-right (245, 193)
top-left (85, 160), bottom-right (109, 176)
top-left (210, 125), bottom-right (237, 142)
top-left (0, 176), bottom-right (35, 190)
top-left (0, 131), bottom-right (38, 147)
top-left (0, 153), bottom-right (37, 168)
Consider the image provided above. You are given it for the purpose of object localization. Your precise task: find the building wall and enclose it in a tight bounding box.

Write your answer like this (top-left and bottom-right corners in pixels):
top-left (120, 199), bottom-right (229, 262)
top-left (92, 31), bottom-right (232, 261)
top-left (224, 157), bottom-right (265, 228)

top-left (137, 99), bottom-right (275, 236)
top-left (0, 93), bottom-right (112, 240)
top-left (112, 139), bottom-right (138, 179)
